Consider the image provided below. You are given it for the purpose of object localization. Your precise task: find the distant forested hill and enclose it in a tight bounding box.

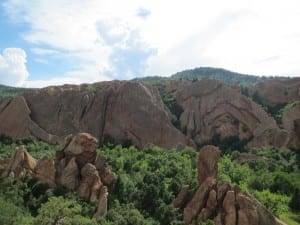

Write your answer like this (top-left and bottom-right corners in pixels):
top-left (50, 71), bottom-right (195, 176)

top-left (0, 85), bottom-right (26, 100)
top-left (133, 67), bottom-right (288, 85)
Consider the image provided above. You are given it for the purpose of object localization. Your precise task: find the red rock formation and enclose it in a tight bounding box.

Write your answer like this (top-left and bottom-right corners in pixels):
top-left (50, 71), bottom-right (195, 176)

top-left (166, 78), bottom-right (291, 148)
top-left (253, 78), bottom-right (300, 106)
top-left (0, 79), bottom-right (298, 149)
top-left (171, 185), bottom-right (193, 209)
top-left (0, 96), bottom-right (60, 144)
top-left (17, 81), bottom-right (190, 149)
top-left (57, 133), bottom-right (98, 168)
top-left (2, 145), bottom-right (36, 178)
top-left (34, 157), bottom-right (56, 187)
top-left (1, 132), bottom-right (116, 220)
top-left (198, 145), bottom-right (220, 185)
top-left (174, 145), bottom-right (283, 225)
top-left (282, 103), bottom-right (300, 148)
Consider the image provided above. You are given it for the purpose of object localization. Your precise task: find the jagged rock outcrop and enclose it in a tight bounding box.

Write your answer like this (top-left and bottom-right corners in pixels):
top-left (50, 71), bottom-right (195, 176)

top-left (173, 145), bottom-right (283, 225)
top-left (95, 156), bottom-right (117, 189)
top-left (2, 145), bottom-right (36, 178)
top-left (1, 133), bottom-right (116, 220)
top-left (198, 145), bottom-right (220, 185)
top-left (253, 78), bottom-right (300, 106)
top-left (56, 133), bottom-right (98, 168)
top-left (6, 81), bottom-right (189, 149)
top-left (166, 78), bottom-right (290, 148)
top-left (34, 157), bottom-right (56, 187)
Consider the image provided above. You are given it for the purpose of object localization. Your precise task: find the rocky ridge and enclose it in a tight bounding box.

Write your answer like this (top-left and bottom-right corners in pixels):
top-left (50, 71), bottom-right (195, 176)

top-left (0, 81), bottom-right (190, 149)
top-left (1, 132), bottom-right (116, 220)
top-left (0, 79), bottom-right (299, 149)
top-left (172, 145), bottom-right (284, 225)
top-left (165, 78), bottom-right (294, 148)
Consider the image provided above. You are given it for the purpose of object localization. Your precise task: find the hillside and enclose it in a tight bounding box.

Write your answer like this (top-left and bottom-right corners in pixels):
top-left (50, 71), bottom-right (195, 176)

top-left (0, 69), bottom-right (299, 225)
top-left (0, 84), bottom-right (27, 100)
top-left (133, 67), bottom-right (288, 85)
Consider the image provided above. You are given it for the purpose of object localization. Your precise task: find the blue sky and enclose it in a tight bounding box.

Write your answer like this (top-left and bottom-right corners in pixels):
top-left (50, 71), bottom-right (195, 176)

top-left (0, 0), bottom-right (300, 87)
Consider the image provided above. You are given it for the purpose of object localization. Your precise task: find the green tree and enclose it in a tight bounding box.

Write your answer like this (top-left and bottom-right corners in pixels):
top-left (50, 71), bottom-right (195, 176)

top-left (30, 196), bottom-right (97, 225)
top-left (289, 188), bottom-right (300, 212)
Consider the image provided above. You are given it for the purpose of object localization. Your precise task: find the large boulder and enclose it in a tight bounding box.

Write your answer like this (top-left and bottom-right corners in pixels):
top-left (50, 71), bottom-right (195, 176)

top-left (59, 157), bottom-right (79, 190)
top-left (77, 163), bottom-right (102, 200)
top-left (183, 177), bottom-right (217, 224)
top-left (198, 145), bottom-right (220, 185)
top-left (34, 157), bottom-right (56, 187)
top-left (57, 133), bottom-right (98, 168)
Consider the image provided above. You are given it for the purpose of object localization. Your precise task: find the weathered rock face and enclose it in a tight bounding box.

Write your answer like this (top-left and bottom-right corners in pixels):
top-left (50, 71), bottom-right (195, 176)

top-left (2, 133), bottom-right (115, 220)
top-left (0, 96), bottom-right (59, 144)
top-left (171, 185), bottom-right (193, 209)
top-left (10, 81), bottom-right (189, 149)
top-left (34, 157), bottom-right (56, 187)
top-left (282, 103), bottom-right (300, 148)
top-left (198, 145), bottom-right (220, 185)
top-left (0, 79), bottom-right (298, 149)
top-left (174, 145), bottom-right (283, 225)
top-left (253, 78), bottom-right (300, 106)
top-left (166, 79), bottom-right (290, 148)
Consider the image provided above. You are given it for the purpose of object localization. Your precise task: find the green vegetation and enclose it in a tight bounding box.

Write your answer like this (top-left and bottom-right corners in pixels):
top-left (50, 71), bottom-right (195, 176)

top-left (0, 137), bottom-right (299, 224)
top-left (0, 135), bottom-right (56, 158)
top-left (0, 84), bottom-right (27, 100)
top-left (241, 89), bottom-right (300, 125)
top-left (133, 67), bottom-right (287, 86)
top-left (154, 83), bottom-right (183, 129)
top-left (87, 84), bottom-right (100, 94)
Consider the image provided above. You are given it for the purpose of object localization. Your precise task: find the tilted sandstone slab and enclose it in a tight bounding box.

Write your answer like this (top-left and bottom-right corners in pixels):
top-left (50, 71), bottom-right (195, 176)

top-left (166, 79), bottom-right (292, 148)
top-left (17, 81), bottom-right (191, 149)
top-left (0, 96), bottom-right (60, 144)
top-left (253, 78), bottom-right (300, 106)
top-left (34, 157), bottom-right (56, 187)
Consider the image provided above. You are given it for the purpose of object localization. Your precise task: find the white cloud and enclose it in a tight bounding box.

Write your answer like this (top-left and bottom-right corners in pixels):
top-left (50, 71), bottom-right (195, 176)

top-left (2, 0), bottom-right (300, 87)
top-left (0, 48), bottom-right (29, 86)
top-left (144, 0), bottom-right (300, 76)
top-left (31, 48), bottom-right (60, 56)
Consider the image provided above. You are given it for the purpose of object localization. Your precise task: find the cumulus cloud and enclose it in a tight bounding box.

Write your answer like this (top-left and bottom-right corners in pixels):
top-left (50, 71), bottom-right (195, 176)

top-left (0, 48), bottom-right (29, 86)
top-left (2, 0), bottom-right (300, 87)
